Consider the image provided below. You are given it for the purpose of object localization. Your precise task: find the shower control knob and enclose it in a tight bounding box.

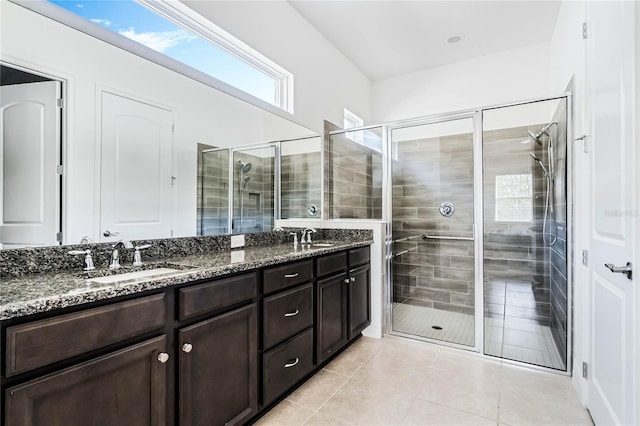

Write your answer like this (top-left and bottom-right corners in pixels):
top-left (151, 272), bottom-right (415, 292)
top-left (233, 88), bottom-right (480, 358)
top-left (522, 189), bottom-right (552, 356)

top-left (439, 202), bottom-right (455, 217)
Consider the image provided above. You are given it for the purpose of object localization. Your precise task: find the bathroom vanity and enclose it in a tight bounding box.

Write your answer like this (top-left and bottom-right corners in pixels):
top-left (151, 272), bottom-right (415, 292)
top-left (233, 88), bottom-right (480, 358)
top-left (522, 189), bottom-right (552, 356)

top-left (0, 234), bottom-right (371, 426)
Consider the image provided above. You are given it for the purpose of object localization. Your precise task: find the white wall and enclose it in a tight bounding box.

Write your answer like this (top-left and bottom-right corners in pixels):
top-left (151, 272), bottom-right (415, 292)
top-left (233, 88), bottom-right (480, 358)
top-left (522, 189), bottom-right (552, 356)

top-left (372, 42), bottom-right (552, 123)
top-left (0, 1), bottom-right (320, 243)
top-left (548, 0), bottom-right (588, 404)
top-left (183, 0), bottom-right (372, 131)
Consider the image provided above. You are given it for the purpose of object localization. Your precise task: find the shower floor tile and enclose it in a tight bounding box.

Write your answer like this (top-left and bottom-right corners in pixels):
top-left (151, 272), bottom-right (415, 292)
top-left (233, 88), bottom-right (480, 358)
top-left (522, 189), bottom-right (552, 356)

top-left (391, 302), bottom-right (565, 370)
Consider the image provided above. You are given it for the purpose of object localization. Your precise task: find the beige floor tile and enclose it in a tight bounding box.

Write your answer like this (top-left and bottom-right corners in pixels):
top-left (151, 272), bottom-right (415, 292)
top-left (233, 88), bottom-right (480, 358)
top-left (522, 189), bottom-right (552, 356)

top-left (400, 399), bottom-right (496, 426)
top-left (322, 344), bottom-right (375, 377)
top-left (499, 389), bottom-right (593, 426)
top-left (432, 349), bottom-right (502, 377)
top-left (351, 353), bottom-right (429, 397)
top-left (254, 400), bottom-right (316, 426)
top-left (418, 367), bottom-right (500, 420)
top-left (378, 337), bottom-right (440, 367)
top-left (286, 369), bottom-right (349, 410)
top-left (499, 364), bottom-right (576, 402)
top-left (303, 411), bottom-right (351, 426)
top-left (318, 379), bottom-right (415, 425)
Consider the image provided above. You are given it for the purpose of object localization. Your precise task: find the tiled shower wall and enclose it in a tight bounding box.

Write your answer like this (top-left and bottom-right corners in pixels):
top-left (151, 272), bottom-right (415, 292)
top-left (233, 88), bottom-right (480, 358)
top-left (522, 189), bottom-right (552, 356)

top-left (233, 151), bottom-right (274, 233)
top-left (327, 133), bottom-right (382, 219)
top-left (392, 133), bottom-right (476, 315)
top-left (549, 102), bottom-right (568, 363)
top-left (483, 126), bottom-right (551, 325)
top-left (197, 145), bottom-right (229, 236)
top-left (281, 151), bottom-right (322, 219)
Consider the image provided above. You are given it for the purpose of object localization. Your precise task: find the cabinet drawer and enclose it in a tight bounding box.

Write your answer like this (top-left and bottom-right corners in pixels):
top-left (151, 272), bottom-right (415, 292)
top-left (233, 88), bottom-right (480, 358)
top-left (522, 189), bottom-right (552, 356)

top-left (316, 251), bottom-right (347, 278)
top-left (178, 272), bottom-right (257, 320)
top-left (6, 293), bottom-right (166, 377)
top-left (263, 328), bottom-right (313, 404)
top-left (263, 283), bottom-right (313, 349)
top-left (348, 246), bottom-right (370, 267)
top-left (263, 260), bottom-right (313, 294)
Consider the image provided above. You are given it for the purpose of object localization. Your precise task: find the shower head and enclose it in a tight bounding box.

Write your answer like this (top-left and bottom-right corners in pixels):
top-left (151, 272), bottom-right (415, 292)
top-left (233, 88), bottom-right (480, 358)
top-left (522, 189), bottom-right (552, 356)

top-left (529, 153), bottom-right (548, 175)
top-left (241, 175), bottom-right (251, 189)
top-left (238, 160), bottom-right (252, 173)
top-left (528, 121), bottom-right (558, 143)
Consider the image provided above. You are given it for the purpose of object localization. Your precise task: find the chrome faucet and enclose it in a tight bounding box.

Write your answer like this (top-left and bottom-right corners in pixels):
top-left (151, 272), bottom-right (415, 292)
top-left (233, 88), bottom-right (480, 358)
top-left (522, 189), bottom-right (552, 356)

top-left (301, 228), bottom-right (317, 244)
top-left (110, 240), bottom-right (133, 269)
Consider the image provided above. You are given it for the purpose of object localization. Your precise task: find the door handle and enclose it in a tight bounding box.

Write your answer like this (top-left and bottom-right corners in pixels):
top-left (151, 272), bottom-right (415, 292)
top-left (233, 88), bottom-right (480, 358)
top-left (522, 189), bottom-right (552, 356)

top-left (103, 230), bottom-right (120, 237)
top-left (604, 262), bottom-right (632, 280)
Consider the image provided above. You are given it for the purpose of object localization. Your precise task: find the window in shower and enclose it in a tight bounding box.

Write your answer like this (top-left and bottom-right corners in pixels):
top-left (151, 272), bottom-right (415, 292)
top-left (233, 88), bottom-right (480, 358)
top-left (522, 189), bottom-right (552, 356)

top-left (495, 174), bottom-right (533, 222)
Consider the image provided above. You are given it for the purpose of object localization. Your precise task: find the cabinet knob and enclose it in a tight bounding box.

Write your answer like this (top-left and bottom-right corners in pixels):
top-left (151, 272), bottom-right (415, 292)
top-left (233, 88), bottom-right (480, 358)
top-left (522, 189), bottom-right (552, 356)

top-left (157, 352), bottom-right (170, 363)
top-left (350, 277), bottom-right (356, 283)
top-left (284, 358), bottom-right (299, 368)
top-left (344, 279), bottom-right (349, 284)
top-left (182, 343), bottom-right (193, 353)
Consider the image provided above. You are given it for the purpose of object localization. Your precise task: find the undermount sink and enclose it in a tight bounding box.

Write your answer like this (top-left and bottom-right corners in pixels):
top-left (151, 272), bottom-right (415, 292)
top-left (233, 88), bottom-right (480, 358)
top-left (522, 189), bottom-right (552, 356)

top-left (86, 267), bottom-right (183, 285)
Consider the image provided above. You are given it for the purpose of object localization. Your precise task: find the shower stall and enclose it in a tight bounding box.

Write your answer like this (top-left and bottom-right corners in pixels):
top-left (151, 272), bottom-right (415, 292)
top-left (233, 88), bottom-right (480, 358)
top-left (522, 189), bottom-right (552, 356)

top-left (198, 144), bottom-right (276, 235)
top-left (385, 95), bottom-right (571, 371)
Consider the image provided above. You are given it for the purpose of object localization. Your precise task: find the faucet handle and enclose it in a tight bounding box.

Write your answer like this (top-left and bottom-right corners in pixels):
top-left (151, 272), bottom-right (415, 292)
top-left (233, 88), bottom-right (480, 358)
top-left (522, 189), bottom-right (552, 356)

top-left (289, 232), bottom-right (298, 245)
top-left (133, 244), bottom-right (152, 266)
top-left (69, 249), bottom-right (95, 271)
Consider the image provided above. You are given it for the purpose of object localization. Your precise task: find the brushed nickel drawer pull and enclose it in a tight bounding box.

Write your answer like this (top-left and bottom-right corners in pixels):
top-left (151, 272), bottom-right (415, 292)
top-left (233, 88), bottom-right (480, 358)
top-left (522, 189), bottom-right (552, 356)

top-left (284, 358), bottom-right (299, 368)
top-left (284, 309), bottom-right (299, 317)
top-left (284, 273), bottom-right (299, 278)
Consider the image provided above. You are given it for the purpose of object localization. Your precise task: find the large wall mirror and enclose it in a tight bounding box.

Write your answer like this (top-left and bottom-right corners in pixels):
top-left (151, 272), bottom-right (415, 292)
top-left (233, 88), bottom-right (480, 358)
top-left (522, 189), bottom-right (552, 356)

top-left (0, 0), bottom-right (318, 249)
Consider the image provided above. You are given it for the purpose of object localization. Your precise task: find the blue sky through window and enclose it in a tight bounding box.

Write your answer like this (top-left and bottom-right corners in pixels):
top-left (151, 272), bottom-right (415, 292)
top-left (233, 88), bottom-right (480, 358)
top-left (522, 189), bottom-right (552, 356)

top-left (49, 0), bottom-right (277, 104)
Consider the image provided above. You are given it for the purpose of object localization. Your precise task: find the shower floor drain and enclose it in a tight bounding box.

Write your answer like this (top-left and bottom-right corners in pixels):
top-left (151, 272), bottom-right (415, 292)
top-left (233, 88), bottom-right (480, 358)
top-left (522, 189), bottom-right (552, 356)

top-left (431, 325), bottom-right (443, 330)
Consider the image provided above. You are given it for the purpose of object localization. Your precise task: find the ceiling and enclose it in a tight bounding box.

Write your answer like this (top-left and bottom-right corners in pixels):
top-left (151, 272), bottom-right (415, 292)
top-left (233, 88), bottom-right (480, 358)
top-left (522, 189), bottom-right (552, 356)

top-left (288, 1), bottom-right (561, 81)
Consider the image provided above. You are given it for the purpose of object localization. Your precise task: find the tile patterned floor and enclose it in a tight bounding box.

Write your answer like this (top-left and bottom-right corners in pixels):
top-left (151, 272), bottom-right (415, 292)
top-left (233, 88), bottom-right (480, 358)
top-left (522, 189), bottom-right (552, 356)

top-left (255, 337), bottom-right (592, 426)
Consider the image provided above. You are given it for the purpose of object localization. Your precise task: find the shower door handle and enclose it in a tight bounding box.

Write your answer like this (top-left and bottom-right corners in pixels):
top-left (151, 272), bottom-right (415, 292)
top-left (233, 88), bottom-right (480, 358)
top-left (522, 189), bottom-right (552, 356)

top-left (422, 234), bottom-right (474, 241)
top-left (604, 262), bottom-right (633, 280)
top-left (421, 224), bottom-right (476, 241)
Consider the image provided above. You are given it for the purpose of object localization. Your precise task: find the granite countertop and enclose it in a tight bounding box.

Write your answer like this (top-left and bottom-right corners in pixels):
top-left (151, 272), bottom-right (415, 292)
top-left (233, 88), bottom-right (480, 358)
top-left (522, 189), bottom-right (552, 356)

top-left (0, 240), bottom-right (371, 320)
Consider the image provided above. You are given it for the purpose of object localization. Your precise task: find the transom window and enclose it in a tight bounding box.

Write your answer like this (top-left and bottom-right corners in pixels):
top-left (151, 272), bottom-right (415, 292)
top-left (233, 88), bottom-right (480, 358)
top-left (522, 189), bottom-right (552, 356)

top-left (495, 174), bottom-right (533, 222)
top-left (46, 0), bottom-right (293, 112)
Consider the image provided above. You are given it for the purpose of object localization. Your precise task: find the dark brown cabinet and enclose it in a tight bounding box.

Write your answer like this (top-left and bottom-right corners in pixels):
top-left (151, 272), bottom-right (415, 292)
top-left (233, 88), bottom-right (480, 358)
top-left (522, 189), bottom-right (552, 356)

top-left (348, 264), bottom-right (370, 339)
top-left (5, 335), bottom-right (168, 426)
top-left (316, 246), bottom-right (371, 364)
top-left (179, 304), bottom-right (258, 426)
top-left (316, 272), bottom-right (349, 363)
top-left (2, 244), bottom-right (371, 426)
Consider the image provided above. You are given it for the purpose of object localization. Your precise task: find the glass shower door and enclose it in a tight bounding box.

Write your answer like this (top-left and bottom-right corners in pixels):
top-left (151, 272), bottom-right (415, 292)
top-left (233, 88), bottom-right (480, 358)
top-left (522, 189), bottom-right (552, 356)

top-left (390, 117), bottom-right (477, 347)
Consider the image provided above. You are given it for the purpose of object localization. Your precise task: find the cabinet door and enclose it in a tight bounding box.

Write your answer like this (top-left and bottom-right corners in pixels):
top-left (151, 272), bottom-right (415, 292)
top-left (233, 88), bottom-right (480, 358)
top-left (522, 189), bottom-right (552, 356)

top-left (179, 304), bottom-right (258, 426)
top-left (5, 335), bottom-right (167, 426)
top-left (317, 273), bottom-right (348, 364)
top-left (348, 265), bottom-right (371, 339)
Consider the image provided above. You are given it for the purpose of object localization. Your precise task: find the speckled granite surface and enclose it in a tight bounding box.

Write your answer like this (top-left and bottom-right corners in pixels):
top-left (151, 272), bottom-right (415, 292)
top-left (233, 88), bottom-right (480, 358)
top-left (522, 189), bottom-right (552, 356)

top-left (0, 229), bottom-right (372, 320)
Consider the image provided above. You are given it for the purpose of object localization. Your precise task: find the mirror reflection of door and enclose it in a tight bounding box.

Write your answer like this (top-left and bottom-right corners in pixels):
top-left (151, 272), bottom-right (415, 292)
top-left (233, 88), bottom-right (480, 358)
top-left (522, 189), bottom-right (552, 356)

top-left (100, 92), bottom-right (174, 242)
top-left (0, 65), bottom-right (62, 248)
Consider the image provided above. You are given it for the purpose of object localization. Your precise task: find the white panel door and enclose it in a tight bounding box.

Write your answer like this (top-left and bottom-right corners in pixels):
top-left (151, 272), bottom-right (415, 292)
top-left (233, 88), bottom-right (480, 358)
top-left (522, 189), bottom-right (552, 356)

top-left (0, 81), bottom-right (61, 248)
top-left (587, 1), bottom-right (637, 425)
top-left (100, 92), bottom-right (173, 242)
